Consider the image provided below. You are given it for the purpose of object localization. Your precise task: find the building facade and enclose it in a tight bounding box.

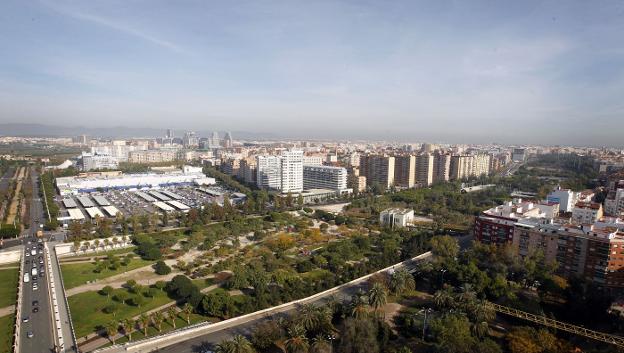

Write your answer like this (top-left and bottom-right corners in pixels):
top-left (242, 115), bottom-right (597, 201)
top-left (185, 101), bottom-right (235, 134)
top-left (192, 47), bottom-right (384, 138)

top-left (303, 165), bottom-right (348, 191)
top-left (360, 155), bottom-right (395, 189)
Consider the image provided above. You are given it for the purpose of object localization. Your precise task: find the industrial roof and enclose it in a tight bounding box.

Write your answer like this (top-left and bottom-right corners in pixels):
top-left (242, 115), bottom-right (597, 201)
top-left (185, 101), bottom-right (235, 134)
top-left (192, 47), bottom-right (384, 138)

top-left (92, 195), bottom-right (111, 206)
top-left (153, 201), bottom-right (175, 212)
top-left (135, 191), bottom-right (156, 202)
top-left (149, 191), bottom-right (171, 201)
top-left (67, 208), bottom-right (85, 220)
top-left (160, 190), bottom-right (183, 200)
top-left (167, 200), bottom-right (190, 210)
top-left (102, 205), bottom-right (122, 217)
top-left (76, 196), bottom-right (95, 208)
top-left (84, 207), bottom-right (106, 219)
top-left (62, 198), bottom-right (77, 208)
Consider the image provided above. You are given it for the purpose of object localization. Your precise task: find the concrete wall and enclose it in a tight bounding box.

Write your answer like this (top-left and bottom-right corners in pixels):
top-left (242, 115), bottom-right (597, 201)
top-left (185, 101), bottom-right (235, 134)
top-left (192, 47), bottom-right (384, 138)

top-left (0, 249), bottom-right (21, 265)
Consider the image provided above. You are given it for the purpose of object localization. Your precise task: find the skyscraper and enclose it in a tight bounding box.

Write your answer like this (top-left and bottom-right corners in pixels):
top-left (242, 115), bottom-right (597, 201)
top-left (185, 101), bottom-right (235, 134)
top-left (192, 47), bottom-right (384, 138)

top-left (280, 150), bottom-right (304, 193)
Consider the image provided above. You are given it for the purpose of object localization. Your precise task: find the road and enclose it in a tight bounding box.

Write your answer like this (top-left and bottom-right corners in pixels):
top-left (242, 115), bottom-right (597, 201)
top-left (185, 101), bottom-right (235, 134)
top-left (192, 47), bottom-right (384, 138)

top-left (152, 234), bottom-right (472, 353)
top-left (19, 168), bottom-right (56, 353)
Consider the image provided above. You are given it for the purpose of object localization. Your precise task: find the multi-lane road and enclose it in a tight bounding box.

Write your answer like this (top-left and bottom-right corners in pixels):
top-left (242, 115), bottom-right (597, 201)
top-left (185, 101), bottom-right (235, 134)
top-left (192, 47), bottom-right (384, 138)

top-left (18, 168), bottom-right (57, 353)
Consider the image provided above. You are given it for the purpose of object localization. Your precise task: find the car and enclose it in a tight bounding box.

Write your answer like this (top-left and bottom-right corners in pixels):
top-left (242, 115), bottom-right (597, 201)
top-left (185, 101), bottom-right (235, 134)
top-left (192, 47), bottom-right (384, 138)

top-left (25, 259), bottom-right (30, 265)
top-left (23, 274), bottom-right (30, 283)
top-left (25, 252), bottom-right (30, 257)
top-left (26, 331), bottom-right (33, 339)
top-left (22, 316), bottom-right (29, 323)
top-left (32, 300), bottom-right (38, 306)
top-left (32, 307), bottom-right (39, 313)
top-left (39, 258), bottom-right (43, 264)
top-left (32, 283), bottom-right (38, 291)
top-left (31, 268), bottom-right (37, 276)
top-left (30, 249), bottom-right (36, 256)
top-left (32, 275), bottom-right (37, 281)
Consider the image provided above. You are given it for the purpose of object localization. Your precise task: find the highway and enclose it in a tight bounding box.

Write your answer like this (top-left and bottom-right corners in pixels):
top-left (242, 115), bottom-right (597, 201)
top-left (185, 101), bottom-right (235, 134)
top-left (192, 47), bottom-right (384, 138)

top-left (19, 168), bottom-right (56, 353)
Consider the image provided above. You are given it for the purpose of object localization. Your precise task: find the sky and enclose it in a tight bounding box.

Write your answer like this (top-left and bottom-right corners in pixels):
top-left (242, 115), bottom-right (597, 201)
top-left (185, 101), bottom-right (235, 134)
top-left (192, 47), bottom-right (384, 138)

top-left (0, 0), bottom-right (623, 145)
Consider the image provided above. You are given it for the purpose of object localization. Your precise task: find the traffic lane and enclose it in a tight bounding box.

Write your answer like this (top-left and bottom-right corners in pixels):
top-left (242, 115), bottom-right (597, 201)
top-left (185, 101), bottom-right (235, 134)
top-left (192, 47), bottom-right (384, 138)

top-left (154, 283), bottom-right (368, 353)
top-left (20, 248), bottom-right (55, 353)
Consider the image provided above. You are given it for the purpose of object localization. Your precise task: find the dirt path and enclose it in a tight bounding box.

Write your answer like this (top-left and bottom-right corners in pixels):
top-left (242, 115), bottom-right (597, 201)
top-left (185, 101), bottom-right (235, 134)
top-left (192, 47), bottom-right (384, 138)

top-left (0, 305), bottom-right (15, 317)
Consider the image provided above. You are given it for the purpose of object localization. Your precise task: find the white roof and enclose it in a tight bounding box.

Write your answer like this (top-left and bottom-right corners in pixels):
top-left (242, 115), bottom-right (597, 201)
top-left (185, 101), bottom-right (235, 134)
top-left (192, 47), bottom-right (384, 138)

top-left (135, 191), bottom-right (156, 202)
top-left (160, 190), bottom-right (183, 200)
top-left (149, 191), bottom-right (171, 201)
top-left (84, 207), bottom-right (106, 219)
top-left (102, 205), bottom-right (122, 217)
top-left (67, 208), bottom-right (85, 220)
top-left (76, 196), bottom-right (95, 208)
top-left (153, 201), bottom-right (175, 211)
top-left (92, 195), bottom-right (111, 206)
top-left (167, 200), bottom-right (190, 210)
top-left (62, 198), bottom-right (77, 208)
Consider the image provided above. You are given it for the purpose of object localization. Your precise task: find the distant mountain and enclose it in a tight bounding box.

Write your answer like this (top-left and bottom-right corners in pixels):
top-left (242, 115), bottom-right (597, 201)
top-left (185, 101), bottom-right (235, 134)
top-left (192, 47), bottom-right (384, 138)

top-left (0, 123), bottom-right (277, 140)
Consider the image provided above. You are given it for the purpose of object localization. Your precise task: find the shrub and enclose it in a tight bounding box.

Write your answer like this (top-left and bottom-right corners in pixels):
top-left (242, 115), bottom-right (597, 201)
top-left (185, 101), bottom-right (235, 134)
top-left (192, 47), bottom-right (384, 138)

top-left (154, 260), bottom-right (172, 275)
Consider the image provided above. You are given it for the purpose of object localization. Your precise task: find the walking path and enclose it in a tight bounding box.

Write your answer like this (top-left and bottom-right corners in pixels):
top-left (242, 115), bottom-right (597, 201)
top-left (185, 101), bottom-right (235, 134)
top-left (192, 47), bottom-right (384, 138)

top-left (0, 305), bottom-right (15, 317)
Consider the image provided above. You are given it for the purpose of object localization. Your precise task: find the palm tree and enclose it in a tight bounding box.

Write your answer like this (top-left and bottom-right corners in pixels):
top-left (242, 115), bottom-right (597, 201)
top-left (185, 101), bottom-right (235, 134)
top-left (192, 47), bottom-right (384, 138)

top-left (471, 321), bottom-right (489, 338)
top-left (82, 241), bottom-right (90, 253)
top-left (72, 239), bottom-right (81, 255)
top-left (138, 314), bottom-right (150, 336)
top-left (121, 318), bottom-right (134, 341)
top-left (112, 236), bottom-right (119, 248)
top-left (231, 334), bottom-right (255, 353)
top-left (297, 303), bottom-right (319, 332)
top-left (285, 325), bottom-right (309, 353)
top-left (310, 335), bottom-right (331, 353)
top-left (433, 288), bottom-right (454, 310)
top-left (349, 291), bottom-right (369, 319)
top-left (104, 238), bottom-right (111, 250)
top-left (215, 340), bottom-right (236, 353)
top-left (470, 300), bottom-right (495, 323)
top-left (389, 268), bottom-right (415, 295)
top-left (105, 321), bottom-right (118, 344)
top-left (182, 303), bottom-right (193, 324)
top-left (368, 282), bottom-right (388, 312)
top-left (166, 306), bottom-right (178, 328)
top-left (152, 312), bottom-right (165, 332)
top-left (93, 239), bottom-right (100, 253)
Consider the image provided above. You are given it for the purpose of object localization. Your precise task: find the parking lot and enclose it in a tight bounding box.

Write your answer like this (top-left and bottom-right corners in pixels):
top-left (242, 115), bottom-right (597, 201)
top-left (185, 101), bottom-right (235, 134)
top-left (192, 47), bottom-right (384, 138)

top-left (54, 184), bottom-right (236, 222)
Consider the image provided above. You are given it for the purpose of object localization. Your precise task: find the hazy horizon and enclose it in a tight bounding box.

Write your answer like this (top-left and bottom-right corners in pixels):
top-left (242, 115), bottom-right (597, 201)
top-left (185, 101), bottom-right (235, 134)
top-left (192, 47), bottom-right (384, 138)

top-left (1, 1), bottom-right (623, 146)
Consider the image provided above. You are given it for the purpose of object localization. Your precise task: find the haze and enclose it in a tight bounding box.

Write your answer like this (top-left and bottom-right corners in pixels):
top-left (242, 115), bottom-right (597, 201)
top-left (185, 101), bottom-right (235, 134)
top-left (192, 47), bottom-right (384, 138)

top-left (0, 0), bottom-right (623, 145)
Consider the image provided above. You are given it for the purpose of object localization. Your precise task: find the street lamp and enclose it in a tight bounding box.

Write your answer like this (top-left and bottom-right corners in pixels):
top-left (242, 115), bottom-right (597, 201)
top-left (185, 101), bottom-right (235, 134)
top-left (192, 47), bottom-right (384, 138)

top-left (327, 334), bottom-right (337, 353)
top-left (419, 308), bottom-right (433, 340)
top-left (440, 269), bottom-right (447, 285)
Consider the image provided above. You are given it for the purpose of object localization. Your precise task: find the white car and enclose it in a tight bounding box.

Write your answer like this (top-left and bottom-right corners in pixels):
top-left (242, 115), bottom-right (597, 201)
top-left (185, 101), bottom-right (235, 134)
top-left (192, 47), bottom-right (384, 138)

top-left (23, 274), bottom-right (30, 283)
top-left (30, 249), bottom-right (36, 256)
top-left (32, 283), bottom-right (38, 291)
top-left (31, 268), bottom-right (37, 277)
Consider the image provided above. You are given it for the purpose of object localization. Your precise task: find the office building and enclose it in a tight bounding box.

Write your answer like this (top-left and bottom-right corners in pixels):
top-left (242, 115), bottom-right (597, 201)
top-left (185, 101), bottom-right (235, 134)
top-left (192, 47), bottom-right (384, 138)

top-left (416, 153), bottom-right (434, 187)
top-left (360, 155), bottom-right (395, 189)
top-left (303, 165), bottom-right (348, 191)
top-left (223, 132), bottom-right (233, 148)
top-left (79, 152), bottom-right (119, 171)
top-left (394, 155), bottom-right (416, 188)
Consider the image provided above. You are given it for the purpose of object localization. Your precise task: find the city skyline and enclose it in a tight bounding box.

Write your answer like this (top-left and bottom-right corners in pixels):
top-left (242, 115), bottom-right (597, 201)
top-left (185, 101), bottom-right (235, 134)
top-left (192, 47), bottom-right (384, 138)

top-left (1, 1), bottom-right (623, 146)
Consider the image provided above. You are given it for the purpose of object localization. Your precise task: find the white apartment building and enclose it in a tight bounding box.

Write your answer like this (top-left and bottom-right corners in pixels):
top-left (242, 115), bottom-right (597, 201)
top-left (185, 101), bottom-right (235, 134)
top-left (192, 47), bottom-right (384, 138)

top-left (280, 150), bottom-right (304, 193)
top-left (546, 187), bottom-right (578, 212)
top-left (303, 165), bottom-right (348, 191)
top-left (605, 189), bottom-right (624, 216)
top-left (256, 155), bottom-right (282, 190)
top-left (572, 202), bottom-right (604, 224)
top-left (128, 150), bottom-right (177, 163)
top-left (303, 155), bottom-right (324, 166)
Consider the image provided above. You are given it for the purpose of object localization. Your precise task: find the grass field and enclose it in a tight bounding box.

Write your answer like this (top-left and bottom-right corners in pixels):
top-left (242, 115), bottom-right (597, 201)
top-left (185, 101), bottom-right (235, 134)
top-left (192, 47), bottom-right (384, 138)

top-left (0, 268), bottom-right (19, 308)
top-left (60, 246), bottom-right (137, 261)
top-left (61, 258), bottom-right (154, 289)
top-left (68, 287), bottom-right (174, 338)
top-left (0, 314), bottom-right (15, 353)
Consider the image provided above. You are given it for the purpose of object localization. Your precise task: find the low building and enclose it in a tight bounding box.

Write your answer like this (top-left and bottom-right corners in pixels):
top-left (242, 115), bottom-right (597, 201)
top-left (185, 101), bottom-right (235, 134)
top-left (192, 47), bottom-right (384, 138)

top-left (379, 208), bottom-right (414, 228)
top-left (79, 152), bottom-right (119, 171)
top-left (572, 202), bottom-right (604, 224)
top-left (297, 188), bottom-right (352, 204)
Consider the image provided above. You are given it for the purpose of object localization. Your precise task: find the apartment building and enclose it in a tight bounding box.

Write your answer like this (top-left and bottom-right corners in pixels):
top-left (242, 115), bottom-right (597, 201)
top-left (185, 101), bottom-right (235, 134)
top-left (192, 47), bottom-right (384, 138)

top-left (572, 202), bottom-right (604, 224)
top-left (79, 152), bottom-right (119, 171)
top-left (433, 152), bottom-right (451, 182)
top-left (303, 165), bottom-right (348, 191)
top-left (128, 150), bottom-right (177, 163)
top-left (394, 155), bottom-right (416, 188)
top-left (359, 155), bottom-right (395, 189)
top-left (256, 150), bottom-right (304, 193)
top-left (416, 153), bottom-right (434, 187)
top-left (256, 155), bottom-right (282, 190)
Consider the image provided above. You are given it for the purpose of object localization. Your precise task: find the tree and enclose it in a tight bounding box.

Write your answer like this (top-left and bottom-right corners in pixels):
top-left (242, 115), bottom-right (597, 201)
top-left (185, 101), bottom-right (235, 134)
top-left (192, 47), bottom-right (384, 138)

top-left (154, 260), bottom-right (172, 275)
top-left (506, 327), bottom-right (542, 353)
top-left (105, 321), bottom-right (118, 344)
top-left (285, 325), bottom-right (309, 353)
top-left (338, 317), bottom-right (379, 353)
top-left (349, 292), bottom-right (369, 319)
top-left (155, 281), bottom-right (167, 292)
top-left (152, 312), bottom-right (165, 332)
top-left (310, 336), bottom-right (331, 353)
top-left (297, 304), bottom-right (320, 333)
top-left (182, 303), bottom-right (193, 324)
top-left (114, 291), bottom-right (129, 305)
top-left (251, 320), bottom-right (286, 350)
top-left (297, 194), bottom-right (304, 209)
top-left (101, 285), bottom-right (114, 298)
top-left (138, 314), bottom-right (150, 336)
top-left (131, 295), bottom-right (146, 308)
top-left (389, 269), bottom-right (415, 295)
top-left (429, 314), bottom-right (475, 353)
top-left (121, 318), bottom-right (134, 341)
top-left (429, 235), bottom-right (459, 261)
top-left (217, 335), bottom-right (255, 353)
top-left (103, 303), bottom-right (120, 317)
top-left (368, 282), bottom-right (388, 312)
top-left (166, 306), bottom-right (178, 328)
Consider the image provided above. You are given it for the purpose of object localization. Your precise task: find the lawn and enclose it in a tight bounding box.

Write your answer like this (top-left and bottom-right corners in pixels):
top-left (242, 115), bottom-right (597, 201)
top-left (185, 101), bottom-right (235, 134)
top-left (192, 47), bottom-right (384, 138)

top-left (60, 246), bottom-right (137, 261)
top-left (68, 287), bottom-right (174, 339)
top-left (0, 314), bottom-right (15, 353)
top-left (61, 258), bottom-right (154, 289)
top-left (0, 268), bottom-right (19, 308)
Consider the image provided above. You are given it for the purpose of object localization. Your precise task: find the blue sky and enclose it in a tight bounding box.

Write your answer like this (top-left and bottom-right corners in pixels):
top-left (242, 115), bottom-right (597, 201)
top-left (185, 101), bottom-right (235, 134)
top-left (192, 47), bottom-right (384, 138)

top-left (0, 0), bottom-right (623, 145)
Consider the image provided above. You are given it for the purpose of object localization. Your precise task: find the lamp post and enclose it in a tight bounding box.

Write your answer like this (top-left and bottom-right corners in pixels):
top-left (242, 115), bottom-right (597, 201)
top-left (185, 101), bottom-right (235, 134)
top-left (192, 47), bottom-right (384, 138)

top-left (328, 334), bottom-right (337, 353)
top-left (440, 269), bottom-right (447, 286)
top-left (419, 308), bottom-right (433, 340)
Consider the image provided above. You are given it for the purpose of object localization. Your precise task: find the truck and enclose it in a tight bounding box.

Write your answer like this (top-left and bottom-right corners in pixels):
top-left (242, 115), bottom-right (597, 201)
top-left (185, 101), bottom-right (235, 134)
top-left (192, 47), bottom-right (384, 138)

top-left (36, 230), bottom-right (43, 238)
